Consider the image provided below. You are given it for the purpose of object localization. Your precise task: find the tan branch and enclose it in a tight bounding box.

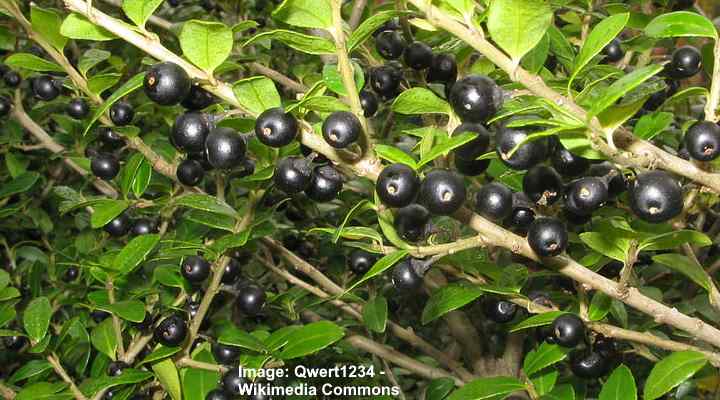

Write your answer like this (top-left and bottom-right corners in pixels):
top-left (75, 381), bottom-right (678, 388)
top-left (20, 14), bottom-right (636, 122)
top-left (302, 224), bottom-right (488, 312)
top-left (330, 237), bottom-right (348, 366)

top-left (47, 354), bottom-right (87, 400)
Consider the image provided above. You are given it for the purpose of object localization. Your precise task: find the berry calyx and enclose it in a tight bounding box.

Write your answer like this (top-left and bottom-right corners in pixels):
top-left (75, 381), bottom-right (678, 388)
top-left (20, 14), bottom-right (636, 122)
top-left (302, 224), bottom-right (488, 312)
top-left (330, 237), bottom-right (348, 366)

top-left (91, 153), bottom-right (120, 181)
top-left (628, 171), bottom-right (683, 223)
top-left (255, 107), bottom-right (298, 147)
top-left (205, 127), bottom-right (246, 170)
top-left (144, 62), bottom-right (192, 106)
top-left (322, 111), bottom-right (362, 148)
top-left (275, 156), bottom-right (312, 194)
top-left (376, 163), bottom-right (420, 208)
top-left (418, 169), bottom-right (466, 216)
top-left (565, 176), bottom-right (609, 216)
top-left (172, 112), bottom-right (211, 153)
top-left (522, 165), bottom-right (564, 205)
top-left (527, 217), bottom-right (568, 257)
top-left (551, 313), bottom-right (585, 348)
top-left (684, 120), bottom-right (720, 161)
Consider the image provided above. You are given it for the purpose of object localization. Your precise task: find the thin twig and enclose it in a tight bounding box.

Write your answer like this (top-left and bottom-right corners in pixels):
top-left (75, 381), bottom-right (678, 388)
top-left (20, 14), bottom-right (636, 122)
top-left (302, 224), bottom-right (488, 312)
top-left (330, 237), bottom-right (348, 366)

top-left (0, 382), bottom-right (16, 400)
top-left (47, 353), bottom-right (87, 400)
top-left (705, 39), bottom-right (720, 123)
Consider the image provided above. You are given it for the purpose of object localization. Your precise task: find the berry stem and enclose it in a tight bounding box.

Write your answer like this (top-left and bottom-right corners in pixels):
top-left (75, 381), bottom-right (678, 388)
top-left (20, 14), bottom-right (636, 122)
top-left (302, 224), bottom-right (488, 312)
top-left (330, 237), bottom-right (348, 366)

top-left (0, 383), bottom-right (16, 400)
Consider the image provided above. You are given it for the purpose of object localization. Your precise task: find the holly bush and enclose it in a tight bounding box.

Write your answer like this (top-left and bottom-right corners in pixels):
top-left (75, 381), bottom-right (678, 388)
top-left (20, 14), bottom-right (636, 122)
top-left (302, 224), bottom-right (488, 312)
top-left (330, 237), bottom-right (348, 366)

top-left (2, 0), bottom-right (720, 399)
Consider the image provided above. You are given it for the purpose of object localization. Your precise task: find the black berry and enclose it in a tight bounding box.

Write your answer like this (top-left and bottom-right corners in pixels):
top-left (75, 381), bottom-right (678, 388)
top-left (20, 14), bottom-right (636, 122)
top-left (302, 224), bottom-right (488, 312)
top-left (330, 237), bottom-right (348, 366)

top-left (63, 266), bottom-right (79, 282)
top-left (565, 176), bottom-right (609, 216)
top-left (221, 367), bottom-right (246, 396)
top-left (348, 249), bottom-right (376, 274)
top-left (359, 90), bottom-right (379, 117)
top-left (221, 258), bottom-right (242, 284)
top-left (131, 218), bottom-right (157, 236)
top-left (32, 75), bottom-right (60, 101)
top-left (107, 361), bottom-right (128, 377)
top-left (0, 97), bottom-right (9, 117)
top-left (322, 111), bottom-right (362, 148)
top-left (394, 203), bottom-right (431, 242)
top-left (449, 75), bottom-right (501, 123)
top-left (306, 165), bottom-right (343, 202)
top-left (403, 41), bottom-right (433, 70)
top-left (98, 127), bottom-right (125, 149)
top-left (391, 259), bottom-right (423, 292)
top-left (4, 70), bottom-right (20, 87)
top-left (212, 342), bottom-right (240, 365)
top-left (522, 165), bottom-right (564, 205)
top-left (685, 120), bottom-right (720, 161)
top-left (91, 153), bottom-right (120, 181)
top-left (496, 127), bottom-right (548, 170)
top-left (453, 122), bottom-right (491, 161)
top-left (109, 101), bottom-right (134, 126)
top-left (527, 217), bottom-right (568, 257)
top-left (205, 390), bottom-right (228, 400)
top-left (177, 159), bottom-right (205, 186)
top-left (370, 65), bottom-right (402, 97)
top-left (376, 163), bottom-right (420, 208)
top-left (275, 156), bottom-right (312, 194)
top-left (629, 171), bottom-right (683, 223)
top-left (475, 182), bottom-right (513, 221)
top-left (418, 169), bottom-right (466, 216)
top-left (375, 30), bottom-right (405, 60)
top-left (551, 313), bottom-right (585, 348)
top-left (172, 112), bottom-right (211, 153)
top-left (551, 143), bottom-right (590, 177)
top-left (603, 38), bottom-right (624, 63)
top-left (104, 213), bottom-right (130, 237)
top-left (569, 349), bottom-right (609, 379)
top-left (482, 296), bottom-right (517, 323)
top-left (181, 255), bottom-right (211, 283)
top-left (667, 46), bottom-right (702, 79)
top-left (144, 62), bottom-right (192, 106)
top-left (427, 53), bottom-right (457, 84)
top-left (153, 314), bottom-right (188, 347)
top-left (67, 98), bottom-right (90, 119)
top-left (255, 107), bottom-right (298, 147)
top-left (181, 83), bottom-right (215, 110)
top-left (205, 127), bottom-right (246, 170)
top-left (3, 335), bottom-right (27, 351)
top-left (236, 283), bottom-right (266, 316)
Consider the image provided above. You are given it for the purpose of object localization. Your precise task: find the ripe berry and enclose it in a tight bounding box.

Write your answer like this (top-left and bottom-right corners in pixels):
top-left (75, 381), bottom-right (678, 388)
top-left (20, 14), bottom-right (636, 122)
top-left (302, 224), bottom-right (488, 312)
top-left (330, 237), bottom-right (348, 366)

top-left (394, 204), bottom-right (431, 242)
top-left (418, 169), bottom-right (466, 216)
top-left (181, 255), bottom-right (211, 283)
top-left (565, 176), bottom-right (608, 215)
top-left (551, 143), bottom-right (590, 177)
top-left (144, 62), bottom-right (192, 106)
top-left (589, 162), bottom-right (627, 197)
top-left (306, 165), bottom-right (343, 202)
top-left (63, 266), bottom-right (79, 282)
top-left (454, 156), bottom-right (491, 176)
top-left (91, 310), bottom-right (111, 322)
top-left (603, 38), bottom-right (624, 63)
top-left (482, 296), bottom-right (517, 323)
top-left (107, 361), bottom-right (128, 377)
top-left (221, 258), bottom-right (242, 284)
top-left (205, 127), bottom-right (246, 170)
top-left (0, 96), bottom-right (10, 117)
top-left (153, 314), bottom-right (188, 346)
top-left (507, 204), bottom-right (536, 234)
top-left (205, 390), bottom-right (229, 400)
top-left (181, 83), bottom-right (215, 110)
top-left (91, 153), bottom-right (120, 181)
top-left (370, 65), bottom-right (402, 97)
top-left (177, 159), bottom-right (205, 186)
top-left (322, 111), bottom-right (362, 148)
top-left (359, 90), bottom-right (379, 117)
top-left (104, 213), bottom-right (130, 237)
top-left (275, 156), bottom-right (311, 194)
top-left (403, 41), bottom-right (433, 70)
top-left (523, 165), bottom-right (564, 205)
top-left (629, 171), bottom-right (683, 223)
top-left (110, 101), bottom-right (134, 126)
top-left (172, 112), bottom-right (211, 153)
top-left (3, 335), bottom-right (27, 351)
top-left (98, 127), bottom-right (124, 149)
top-left (569, 349), bottom-right (609, 379)
top-left (255, 107), bottom-right (298, 147)
top-left (427, 53), bottom-right (457, 84)
top-left (67, 98), bottom-right (90, 119)
top-left (496, 127), bottom-right (548, 170)
top-left (376, 163), bottom-right (420, 208)
top-left (667, 46), bottom-right (702, 79)
top-left (348, 249), bottom-right (376, 274)
top-left (131, 218), bottom-right (157, 236)
top-left (212, 342), bottom-right (240, 365)
top-left (391, 259), bottom-right (423, 291)
top-left (373, 18), bottom-right (401, 36)
top-left (375, 30), bottom-right (405, 60)
top-left (551, 313), bottom-right (585, 348)
top-left (448, 75), bottom-right (501, 123)
top-left (32, 75), bottom-right (60, 101)
top-left (527, 217), bottom-right (568, 257)
top-left (222, 367), bottom-right (246, 396)
top-left (475, 182), bottom-right (513, 221)
top-left (453, 123), bottom-right (491, 161)
top-left (685, 121), bottom-right (720, 161)
top-left (4, 70), bottom-right (21, 87)
top-left (236, 284), bottom-right (266, 316)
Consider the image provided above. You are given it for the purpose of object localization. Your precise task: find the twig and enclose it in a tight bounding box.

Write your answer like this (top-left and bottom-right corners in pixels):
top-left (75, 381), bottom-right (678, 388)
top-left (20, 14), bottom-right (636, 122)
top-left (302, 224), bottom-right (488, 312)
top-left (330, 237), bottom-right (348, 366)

top-left (106, 280), bottom-right (126, 359)
top-left (705, 39), bottom-right (720, 123)
top-left (47, 353), bottom-right (87, 400)
top-left (176, 357), bottom-right (228, 373)
top-left (248, 62), bottom-right (308, 93)
top-left (0, 382), bottom-right (16, 400)
top-left (348, 0), bottom-right (368, 29)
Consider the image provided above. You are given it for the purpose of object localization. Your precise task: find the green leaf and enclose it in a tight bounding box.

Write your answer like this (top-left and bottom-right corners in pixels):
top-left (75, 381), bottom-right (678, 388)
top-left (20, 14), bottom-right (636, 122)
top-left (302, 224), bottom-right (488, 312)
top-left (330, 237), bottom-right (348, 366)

top-left (633, 112), bottom-right (674, 140)
top-left (132, 158), bottom-right (151, 197)
top-left (542, 384), bottom-right (575, 400)
top-left (589, 64), bottom-right (664, 117)
top-left (208, 230), bottom-right (252, 255)
top-left (278, 321), bottom-right (344, 359)
top-left (83, 72), bottom-right (145, 135)
top-left (98, 300), bottom-right (146, 322)
top-left (486, 0), bottom-right (553, 61)
top-left (599, 365), bottom-right (636, 400)
top-left (579, 232), bottom-right (630, 263)
top-left (522, 34), bottom-right (550, 74)
top-left (347, 10), bottom-right (413, 51)
top-left (588, 292), bottom-right (612, 321)
top-left (558, 131), bottom-right (605, 160)
top-left (61, 13), bottom-right (117, 41)
top-left (447, 376), bottom-right (525, 400)
top-left (0, 269), bottom-right (8, 292)
top-left (322, 62), bottom-right (365, 97)
top-left (510, 311), bottom-right (566, 332)
top-left (90, 318), bottom-right (117, 360)
top-left (547, 25), bottom-right (575, 71)
top-left (533, 370), bottom-right (558, 396)
top-left (153, 358), bottom-right (182, 400)
top-left (114, 234), bottom-right (161, 275)
top-left (232, 76), bottom-right (282, 116)
top-left (90, 200), bottom-right (130, 229)
top-left (362, 295), bottom-right (388, 333)
top-left (78, 49), bottom-right (111, 76)
top-left (652, 254), bottom-right (711, 292)
top-left (23, 297), bottom-right (51, 343)
top-left (175, 194), bottom-right (238, 217)
top-left (571, 13), bottom-right (629, 86)
top-left (137, 345), bottom-right (181, 366)
top-left (426, 378), bottom-right (455, 400)
top-left (645, 11), bottom-right (718, 40)
top-left (272, 0), bottom-right (332, 29)
top-left (350, 250), bottom-right (408, 291)
top-left (8, 359), bottom-right (53, 384)
top-left (300, 96), bottom-right (350, 112)
top-left (0, 172), bottom-right (40, 198)
top-left (122, 0), bottom-right (164, 28)
top-left (644, 351), bottom-right (707, 400)
top-left (88, 73), bottom-right (122, 95)
top-left (421, 284), bottom-right (484, 325)
top-left (640, 230), bottom-right (711, 251)
top-left (377, 208), bottom-right (411, 250)
top-left (79, 369), bottom-right (153, 396)
top-left (218, 326), bottom-right (268, 353)
top-left (182, 345), bottom-right (220, 400)
top-left (15, 382), bottom-right (70, 400)
top-left (374, 145), bottom-right (418, 169)
top-left (418, 132), bottom-right (477, 167)
top-left (244, 30), bottom-right (336, 55)
top-left (180, 20), bottom-right (233, 75)
top-left (31, 6), bottom-right (67, 50)
top-left (392, 88), bottom-right (451, 115)
top-left (523, 342), bottom-right (571, 376)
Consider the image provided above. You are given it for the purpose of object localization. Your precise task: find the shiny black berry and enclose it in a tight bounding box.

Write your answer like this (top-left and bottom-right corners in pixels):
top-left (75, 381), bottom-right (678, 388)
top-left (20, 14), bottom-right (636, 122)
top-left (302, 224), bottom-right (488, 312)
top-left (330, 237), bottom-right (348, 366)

top-left (322, 111), bottom-right (362, 148)
top-left (153, 314), bottom-right (188, 347)
top-left (496, 127), bottom-right (548, 170)
top-left (3, 335), bottom-right (27, 351)
top-left (67, 98), bottom-right (90, 119)
top-left (418, 169), bottom-right (466, 216)
top-left (205, 389), bottom-right (229, 400)
top-left (131, 218), bottom-right (157, 236)
top-left (110, 101), bottom-right (134, 126)
top-left (376, 163), bottom-right (420, 208)
top-left (181, 84), bottom-right (215, 110)
top-left (569, 349), bottom-right (609, 379)
top-left (306, 165), bottom-right (343, 202)
top-left (603, 38), bottom-right (624, 63)
top-left (144, 62), bottom-right (192, 106)
top-left (589, 162), bottom-right (627, 197)
top-left (565, 176), bottom-right (609, 215)
top-left (370, 65), bottom-right (402, 97)
top-left (255, 107), bottom-right (298, 147)
top-left (394, 203), bottom-right (431, 242)
top-left (32, 75), bottom-right (60, 101)
top-left (453, 123), bottom-right (491, 161)
top-left (212, 342), bottom-right (240, 365)
top-left (236, 284), bottom-right (266, 316)
top-left (427, 53), bottom-right (457, 84)
top-left (475, 182), bottom-right (513, 221)
top-left (91, 153), bottom-right (120, 181)
top-left (551, 144), bottom-right (590, 177)
top-left (4, 70), bottom-right (20, 87)
top-left (522, 165), bottom-right (564, 205)
top-left (685, 121), bottom-right (720, 161)
top-left (98, 127), bottom-right (125, 149)
top-left (104, 213), bottom-right (130, 237)
top-left (107, 361), bottom-right (128, 377)
top-left (552, 313), bottom-right (585, 348)
top-left (63, 266), bottom-right (79, 282)
top-left (177, 159), bottom-right (205, 186)
top-left (181, 255), bottom-right (211, 283)
top-left (221, 258), bottom-right (242, 284)
top-left (403, 41), bottom-right (433, 70)
top-left (348, 249), bottom-right (376, 274)
top-left (0, 97), bottom-right (10, 118)
top-left (507, 206), bottom-right (535, 233)
top-left (391, 259), bottom-right (423, 291)
top-left (527, 217), bottom-right (568, 257)
top-left (172, 112), bottom-right (211, 153)
top-left (275, 156), bottom-right (311, 194)
top-left (373, 18), bottom-right (401, 36)
top-left (205, 127), bottom-right (246, 170)
top-left (359, 90), bottom-right (379, 117)
top-left (454, 156), bottom-right (491, 176)
top-left (376, 30), bottom-right (405, 60)
top-left (449, 75), bottom-right (502, 123)
top-left (482, 296), bottom-right (517, 323)
top-left (667, 46), bottom-right (702, 79)
top-left (629, 171), bottom-right (683, 223)
top-left (221, 367), bottom-right (246, 396)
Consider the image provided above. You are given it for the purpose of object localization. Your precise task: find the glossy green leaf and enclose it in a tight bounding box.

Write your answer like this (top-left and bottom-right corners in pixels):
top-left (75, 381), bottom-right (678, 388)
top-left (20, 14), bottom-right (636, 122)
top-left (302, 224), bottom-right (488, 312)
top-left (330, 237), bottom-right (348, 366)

top-left (571, 13), bottom-right (628, 86)
top-left (300, 95), bottom-right (350, 112)
top-left (322, 62), bottom-right (364, 97)
top-left (532, 370), bottom-right (558, 396)
top-left (447, 376), bottom-right (525, 400)
top-left (589, 64), bottom-right (664, 117)
top-left (421, 284), bottom-right (483, 324)
top-left (347, 10), bottom-right (413, 51)
top-left (418, 132), bottom-right (476, 167)
top-left (31, 6), bottom-right (67, 50)
top-left (599, 365), bottom-right (636, 400)
top-left (90, 318), bottom-right (117, 360)
top-left (374, 145), bottom-right (418, 169)
top-left (78, 49), bottom-right (111, 76)
top-left (510, 311), bottom-right (566, 332)
top-left (182, 345), bottom-right (220, 400)
top-left (426, 377), bottom-right (455, 400)
top-left (233, 76), bottom-right (282, 116)
top-left (392, 88), bottom-right (451, 115)
top-left (653, 253), bottom-right (711, 292)
top-left (180, 20), bottom-right (233, 75)
top-left (175, 194), bottom-right (239, 217)
top-left (113, 234), bottom-right (160, 275)
top-left (362, 295), bottom-right (388, 333)
top-left (640, 230), bottom-right (711, 251)
top-left (98, 300), bottom-right (147, 322)
top-left (152, 358), bottom-right (182, 400)
top-left (244, 30), bottom-right (335, 55)
top-left (644, 351), bottom-right (706, 400)
top-left (15, 382), bottom-right (70, 400)
top-left (219, 326), bottom-right (268, 353)
top-left (122, 0), bottom-right (164, 28)
top-left (138, 345), bottom-right (181, 366)
top-left (350, 250), bottom-right (408, 291)
top-left (90, 200), bottom-right (130, 229)
top-left (23, 297), bottom-right (51, 343)
top-left (645, 11), bottom-right (718, 40)
top-left (278, 321), bottom-right (344, 359)
top-left (8, 359), bottom-right (53, 384)
top-left (83, 72), bottom-right (145, 135)
top-left (523, 342), bottom-right (571, 376)
top-left (588, 292), bottom-right (612, 321)
top-left (487, 0), bottom-right (553, 61)
top-left (79, 369), bottom-right (153, 396)
top-left (272, 0), bottom-right (332, 29)
top-left (633, 112), bottom-right (674, 140)
top-left (61, 13), bottom-right (117, 41)
top-left (0, 172), bottom-right (40, 198)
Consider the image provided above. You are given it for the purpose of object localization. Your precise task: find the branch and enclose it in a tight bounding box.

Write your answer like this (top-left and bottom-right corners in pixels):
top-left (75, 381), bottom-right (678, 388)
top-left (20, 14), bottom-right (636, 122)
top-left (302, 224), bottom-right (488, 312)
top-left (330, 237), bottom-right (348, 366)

top-left (47, 353), bottom-right (87, 400)
top-left (704, 36), bottom-right (720, 123)
top-left (176, 357), bottom-right (228, 373)
top-left (0, 382), bottom-right (16, 400)
top-left (348, 0), bottom-right (368, 29)
top-left (106, 280), bottom-right (126, 359)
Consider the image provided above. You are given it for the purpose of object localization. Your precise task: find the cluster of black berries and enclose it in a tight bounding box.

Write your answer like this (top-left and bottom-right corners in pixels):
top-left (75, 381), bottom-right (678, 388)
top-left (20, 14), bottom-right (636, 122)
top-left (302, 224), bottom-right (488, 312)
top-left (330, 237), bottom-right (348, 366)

top-left (103, 212), bottom-right (158, 238)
